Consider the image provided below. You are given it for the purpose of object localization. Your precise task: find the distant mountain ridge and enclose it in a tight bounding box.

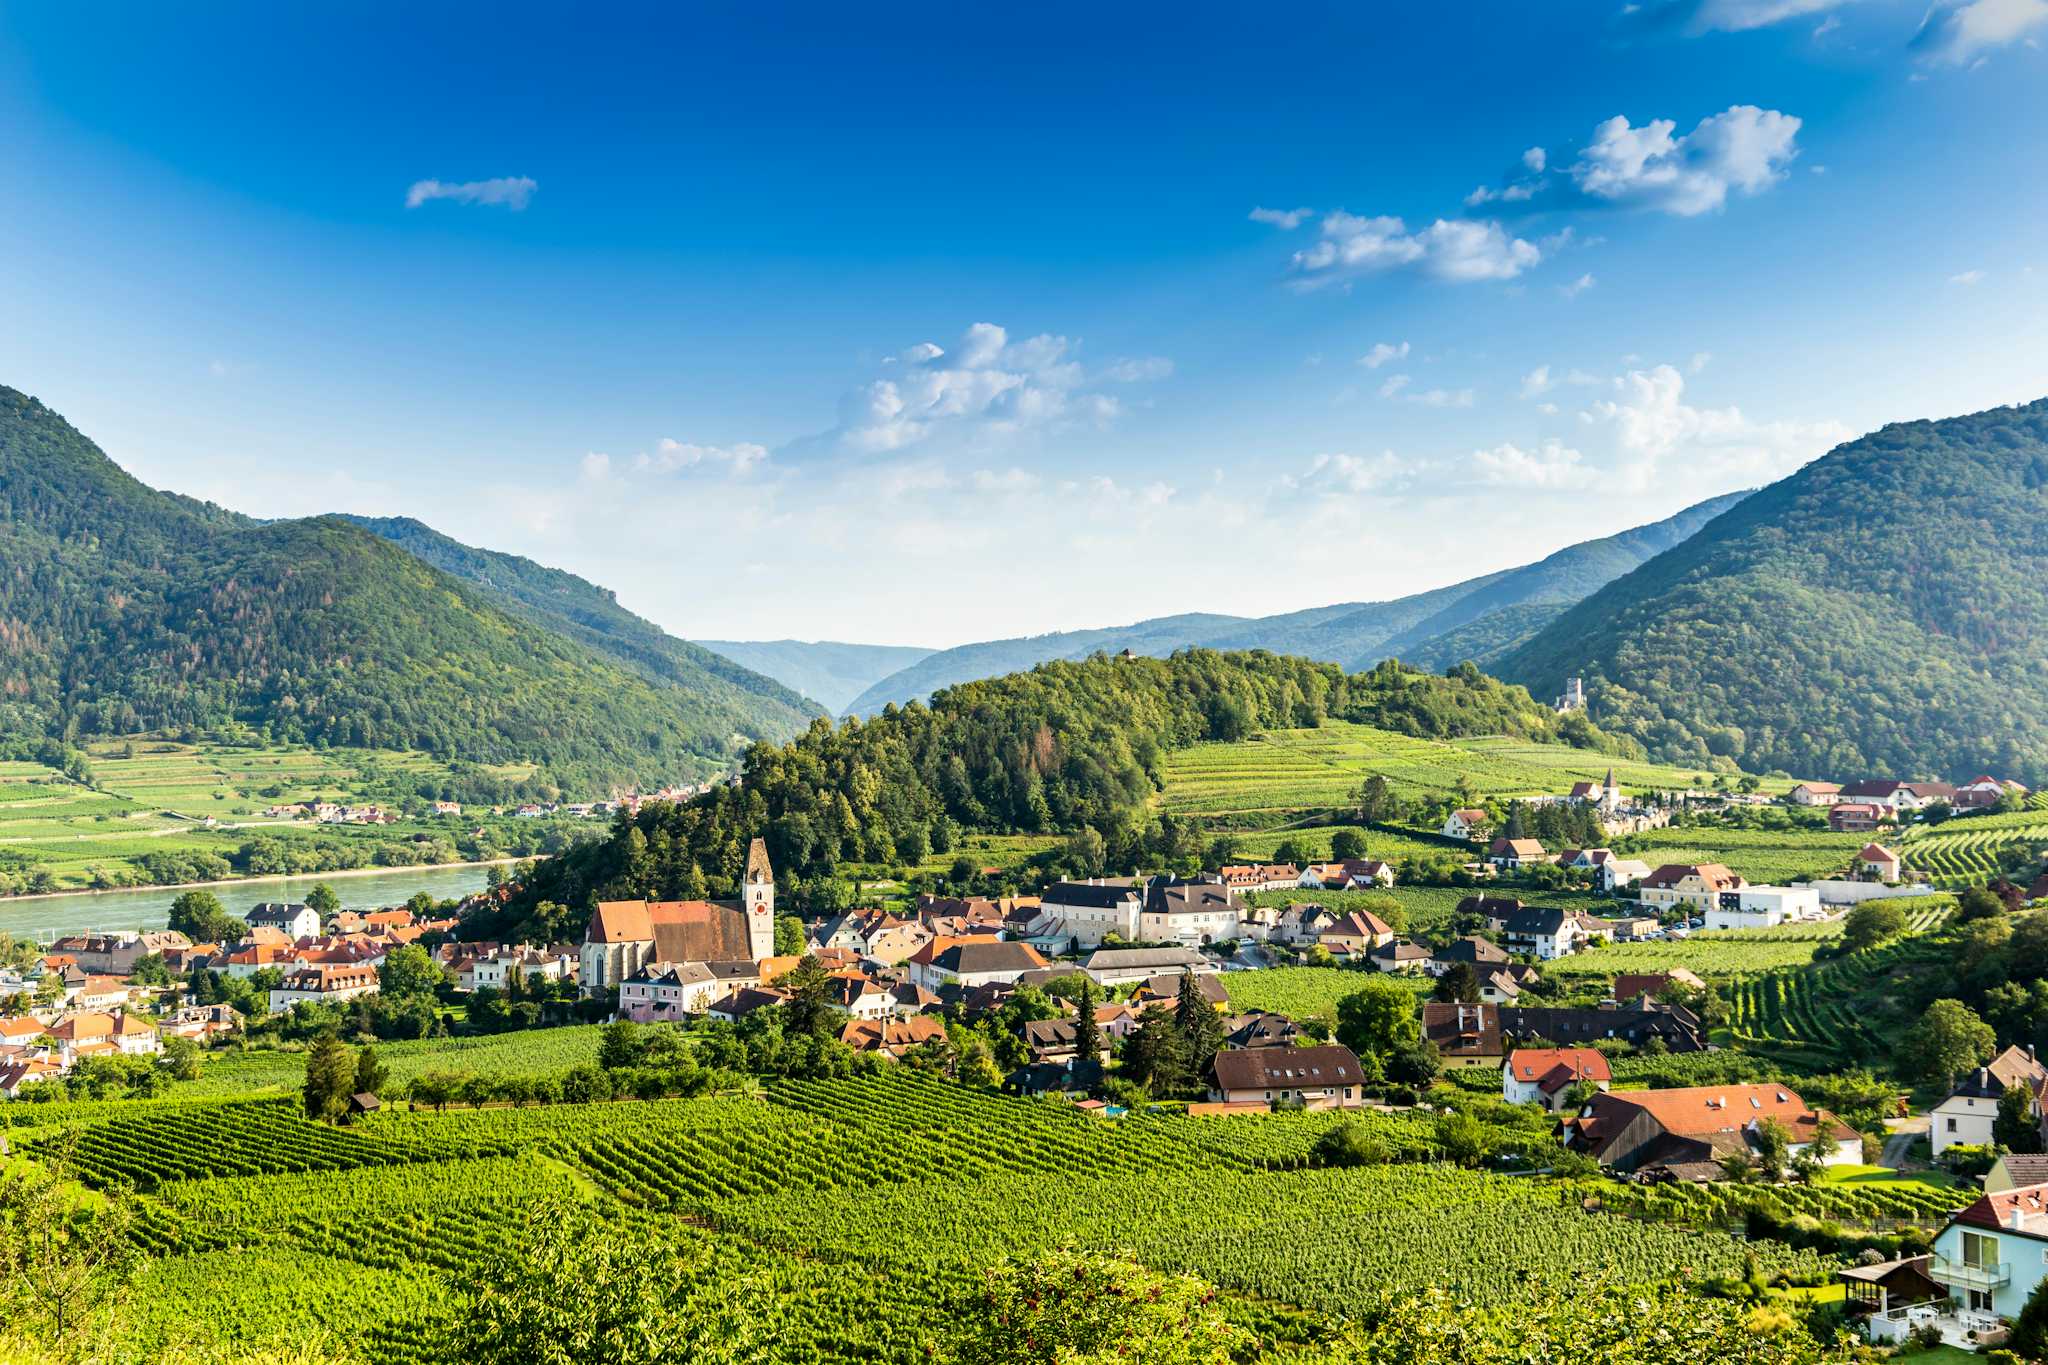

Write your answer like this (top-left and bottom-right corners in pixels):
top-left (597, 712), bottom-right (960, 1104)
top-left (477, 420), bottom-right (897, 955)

top-left (1499, 397), bottom-right (2048, 785)
top-left (841, 492), bottom-right (1748, 714)
top-left (0, 385), bottom-right (815, 790)
top-left (692, 640), bottom-right (936, 714)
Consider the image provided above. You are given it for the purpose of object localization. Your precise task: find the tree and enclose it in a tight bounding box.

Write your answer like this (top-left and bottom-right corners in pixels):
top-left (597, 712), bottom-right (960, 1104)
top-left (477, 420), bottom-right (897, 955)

top-left (355, 1045), bottom-right (389, 1098)
top-left (1313, 1120), bottom-right (1392, 1168)
top-left (1753, 1116), bottom-right (1792, 1181)
top-left (306, 882), bottom-right (341, 917)
top-left (1123, 1008), bottom-right (1190, 1096)
top-left (1064, 826), bottom-right (1107, 876)
top-left (1997, 1083), bottom-right (2045, 1153)
top-left (1957, 884), bottom-right (2006, 923)
top-left (780, 953), bottom-right (836, 1038)
top-left (1432, 962), bottom-right (1480, 1004)
top-left (1902, 999), bottom-right (1998, 1089)
top-left (1353, 774), bottom-right (1395, 825)
top-left (1330, 829), bottom-right (1368, 862)
top-left (1842, 900), bottom-right (1908, 953)
top-left (379, 944), bottom-right (445, 1000)
top-left (167, 889), bottom-right (242, 943)
top-left (2011, 1276), bottom-right (2048, 1362)
top-left (0, 1143), bottom-right (139, 1339)
top-left (456, 1195), bottom-right (760, 1365)
top-left (301, 1032), bottom-right (354, 1123)
top-left (1335, 978), bottom-right (1420, 1059)
top-left (773, 914), bottom-right (804, 957)
top-left (598, 1021), bottom-right (649, 1071)
top-left (956, 1250), bottom-right (1241, 1365)
top-left (1434, 1109), bottom-right (1491, 1167)
top-left (1175, 972), bottom-right (1225, 1080)
top-left (159, 1035), bottom-right (202, 1081)
top-left (1072, 977), bottom-right (1100, 1061)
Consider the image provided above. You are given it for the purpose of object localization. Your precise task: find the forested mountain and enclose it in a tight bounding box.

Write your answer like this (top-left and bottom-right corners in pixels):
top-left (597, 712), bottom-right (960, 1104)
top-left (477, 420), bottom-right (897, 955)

top-left (482, 650), bottom-right (1628, 940)
top-left (842, 493), bottom-right (1746, 714)
top-left (1500, 398), bottom-right (2048, 785)
top-left (693, 639), bottom-right (936, 713)
top-left (0, 386), bottom-right (813, 790)
top-left (338, 516), bottom-right (820, 720)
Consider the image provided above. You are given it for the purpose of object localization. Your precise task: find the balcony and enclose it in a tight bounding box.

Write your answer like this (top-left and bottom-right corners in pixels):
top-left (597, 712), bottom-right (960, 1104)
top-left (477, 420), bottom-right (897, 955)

top-left (1931, 1254), bottom-right (2011, 1290)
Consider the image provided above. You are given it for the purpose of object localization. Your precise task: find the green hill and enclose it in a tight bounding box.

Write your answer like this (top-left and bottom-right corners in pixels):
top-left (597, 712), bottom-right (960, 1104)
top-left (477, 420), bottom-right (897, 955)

top-left (0, 386), bottom-right (814, 790)
top-left (841, 493), bottom-right (1745, 714)
top-left (1500, 397), bottom-right (2048, 785)
top-left (337, 515), bottom-right (821, 721)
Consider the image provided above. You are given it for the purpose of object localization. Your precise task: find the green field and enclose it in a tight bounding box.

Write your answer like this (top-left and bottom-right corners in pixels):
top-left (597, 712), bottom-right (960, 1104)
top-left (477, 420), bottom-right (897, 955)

top-left (1613, 825), bottom-right (1869, 884)
top-left (1159, 722), bottom-right (1788, 817)
top-left (1900, 811), bottom-right (2048, 884)
top-left (0, 738), bottom-right (555, 892)
top-left (10, 1068), bottom-right (1856, 1362)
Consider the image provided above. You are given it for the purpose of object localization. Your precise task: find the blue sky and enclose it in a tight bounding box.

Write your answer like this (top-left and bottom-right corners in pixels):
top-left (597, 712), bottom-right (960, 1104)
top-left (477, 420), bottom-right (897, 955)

top-left (2, 1), bottom-right (2044, 646)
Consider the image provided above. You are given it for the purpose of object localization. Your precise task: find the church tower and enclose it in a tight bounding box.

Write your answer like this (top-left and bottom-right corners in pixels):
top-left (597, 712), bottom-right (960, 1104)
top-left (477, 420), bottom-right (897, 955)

top-left (1602, 766), bottom-right (1621, 812)
top-left (743, 837), bottom-right (776, 959)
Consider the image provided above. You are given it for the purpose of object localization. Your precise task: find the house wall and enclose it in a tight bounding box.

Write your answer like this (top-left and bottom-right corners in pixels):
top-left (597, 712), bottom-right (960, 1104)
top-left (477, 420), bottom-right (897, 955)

top-left (1931, 1222), bottom-right (2048, 1320)
top-left (1040, 899), bottom-right (1139, 948)
top-left (1933, 1093), bottom-right (2004, 1156)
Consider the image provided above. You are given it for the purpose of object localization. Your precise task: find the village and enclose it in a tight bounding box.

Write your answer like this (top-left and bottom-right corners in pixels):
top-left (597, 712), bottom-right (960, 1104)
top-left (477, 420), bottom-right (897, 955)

top-left (4, 760), bottom-right (2048, 1353)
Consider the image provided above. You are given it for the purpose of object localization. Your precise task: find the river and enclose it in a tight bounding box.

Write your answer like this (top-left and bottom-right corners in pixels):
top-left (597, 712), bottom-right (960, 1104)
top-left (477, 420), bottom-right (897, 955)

top-left (0, 864), bottom-right (497, 941)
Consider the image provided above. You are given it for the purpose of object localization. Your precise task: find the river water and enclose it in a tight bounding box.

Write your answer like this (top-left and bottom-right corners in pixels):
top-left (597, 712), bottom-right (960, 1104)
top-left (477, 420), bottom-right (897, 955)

top-left (0, 864), bottom-right (496, 942)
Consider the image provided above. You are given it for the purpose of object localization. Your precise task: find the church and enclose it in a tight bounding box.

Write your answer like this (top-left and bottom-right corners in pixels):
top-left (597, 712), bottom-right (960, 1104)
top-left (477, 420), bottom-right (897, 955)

top-left (578, 837), bottom-right (777, 996)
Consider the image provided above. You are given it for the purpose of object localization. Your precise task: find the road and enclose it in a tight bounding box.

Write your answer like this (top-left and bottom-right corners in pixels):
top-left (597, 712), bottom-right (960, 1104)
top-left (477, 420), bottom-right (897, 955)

top-left (1882, 1114), bottom-right (1930, 1169)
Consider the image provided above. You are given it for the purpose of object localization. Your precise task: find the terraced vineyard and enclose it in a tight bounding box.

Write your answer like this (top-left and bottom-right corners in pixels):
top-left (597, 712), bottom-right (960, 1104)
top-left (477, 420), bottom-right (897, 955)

top-left (1614, 825), bottom-right (1869, 885)
top-left (1159, 722), bottom-right (1755, 817)
top-left (1545, 920), bottom-right (1847, 982)
top-left (1902, 815), bottom-right (2048, 884)
top-left (1722, 920), bottom-right (1952, 1069)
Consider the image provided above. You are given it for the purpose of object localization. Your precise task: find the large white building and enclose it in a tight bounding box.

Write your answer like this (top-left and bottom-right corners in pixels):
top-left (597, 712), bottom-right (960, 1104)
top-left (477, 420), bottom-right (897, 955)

top-left (1034, 880), bottom-right (1144, 948)
top-left (1703, 884), bottom-right (1825, 931)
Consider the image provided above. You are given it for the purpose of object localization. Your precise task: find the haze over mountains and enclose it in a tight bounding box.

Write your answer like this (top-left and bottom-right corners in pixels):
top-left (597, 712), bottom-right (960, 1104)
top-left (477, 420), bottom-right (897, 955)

top-left (690, 640), bottom-right (935, 715)
top-left (806, 492), bottom-right (1749, 715)
top-left (0, 386), bottom-right (814, 791)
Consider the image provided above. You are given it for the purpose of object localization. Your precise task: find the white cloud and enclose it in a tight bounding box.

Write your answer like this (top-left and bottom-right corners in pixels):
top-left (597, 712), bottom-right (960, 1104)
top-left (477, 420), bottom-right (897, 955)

top-left (1570, 107), bottom-right (1800, 216)
top-left (1472, 439), bottom-right (1597, 489)
top-left (1102, 356), bottom-right (1175, 382)
top-left (1689, 351), bottom-right (1713, 373)
top-left (1410, 387), bottom-right (1477, 408)
top-left (972, 467), bottom-right (1041, 494)
top-left (1950, 269), bottom-right (1986, 285)
top-left (404, 176), bottom-right (538, 210)
top-left (1582, 364), bottom-right (1849, 492)
top-left (1519, 366), bottom-right (1554, 398)
top-left (1914, 0), bottom-right (2048, 64)
top-left (579, 452), bottom-right (612, 482)
top-left (1559, 272), bottom-right (1597, 298)
top-left (1378, 374), bottom-right (1412, 399)
top-left (1249, 206), bottom-right (1313, 229)
top-left (1663, 0), bottom-right (1859, 32)
top-left (824, 321), bottom-right (1147, 457)
top-left (635, 438), bottom-right (770, 476)
top-left (1360, 341), bottom-right (1411, 369)
top-left (1291, 212), bottom-right (1540, 285)
top-left (1303, 450), bottom-right (1413, 494)
top-left (1523, 146), bottom-right (1548, 173)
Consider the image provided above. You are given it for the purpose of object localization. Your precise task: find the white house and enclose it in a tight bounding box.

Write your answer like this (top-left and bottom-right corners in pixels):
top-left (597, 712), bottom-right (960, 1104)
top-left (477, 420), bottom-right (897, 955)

top-left (266, 963), bottom-right (380, 1013)
top-left (1703, 884), bottom-right (1824, 931)
top-left (1635, 863), bottom-right (1747, 914)
top-left (1931, 1046), bottom-right (2047, 1157)
top-left (1504, 1047), bottom-right (1611, 1111)
top-left (618, 961), bottom-right (725, 1020)
top-left (907, 938), bottom-right (1048, 991)
top-left (245, 902), bottom-right (321, 940)
top-left (1500, 907), bottom-right (1585, 961)
top-left (1081, 945), bottom-right (1215, 988)
top-left (1138, 880), bottom-right (1247, 947)
top-left (1035, 880), bottom-right (1144, 948)
top-left (1487, 838), bottom-right (1549, 871)
top-left (1788, 782), bottom-right (1844, 806)
top-left (1441, 809), bottom-right (1491, 842)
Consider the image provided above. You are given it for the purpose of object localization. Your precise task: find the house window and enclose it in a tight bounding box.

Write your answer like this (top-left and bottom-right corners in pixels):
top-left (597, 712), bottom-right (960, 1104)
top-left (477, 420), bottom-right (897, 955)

top-left (1947, 1117), bottom-right (1957, 1132)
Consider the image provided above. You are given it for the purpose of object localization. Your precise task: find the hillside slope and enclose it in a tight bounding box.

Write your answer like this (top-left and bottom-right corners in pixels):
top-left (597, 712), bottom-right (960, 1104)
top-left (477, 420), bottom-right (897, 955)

top-left (843, 493), bottom-right (1746, 714)
top-left (693, 639), bottom-right (936, 713)
top-left (0, 386), bottom-right (812, 789)
top-left (339, 515), bottom-right (820, 721)
top-left (1499, 398), bottom-right (2048, 784)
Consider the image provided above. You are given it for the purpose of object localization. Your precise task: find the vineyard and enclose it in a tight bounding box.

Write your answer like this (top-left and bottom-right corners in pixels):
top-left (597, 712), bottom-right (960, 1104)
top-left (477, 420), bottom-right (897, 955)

top-left (1543, 920), bottom-right (1847, 982)
top-left (1901, 815), bottom-right (2048, 884)
top-left (1221, 967), bottom-right (1430, 1019)
top-left (179, 1026), bottom-right (611, 1097)
top-left (1158, 722), bottom-right (1752, 817)
top-left (6, 1059), bottom-right (1899, 1364)
top-left (1722, 924), bottom-right (1953, 1069)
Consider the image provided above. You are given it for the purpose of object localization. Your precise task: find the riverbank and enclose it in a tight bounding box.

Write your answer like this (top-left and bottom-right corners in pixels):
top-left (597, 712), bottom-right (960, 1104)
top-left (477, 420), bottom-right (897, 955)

top-left (0, 862), bottom-right (523, 940)
top-left (0, 856), bottom-right (529, 905)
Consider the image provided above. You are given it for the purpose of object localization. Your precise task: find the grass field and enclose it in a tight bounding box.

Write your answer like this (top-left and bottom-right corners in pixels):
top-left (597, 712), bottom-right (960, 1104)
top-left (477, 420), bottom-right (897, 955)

top-left (1159, 721), bottom-right (1789, 817)
top-left (1613, 825), bottom-right (1870, 884)
top-left (0, 738), bottom-right (545, 892)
